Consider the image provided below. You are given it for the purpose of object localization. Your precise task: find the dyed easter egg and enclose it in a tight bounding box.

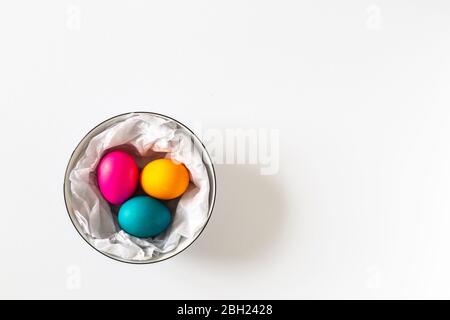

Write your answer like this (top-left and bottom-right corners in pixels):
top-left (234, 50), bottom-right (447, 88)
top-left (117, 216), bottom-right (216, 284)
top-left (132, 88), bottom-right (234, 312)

top-left (140, 158), bottom-right (190, 200)
top-left (97, 150), bottom-right (138, 205)
top-left (118, 196), bottom-right (172, 238)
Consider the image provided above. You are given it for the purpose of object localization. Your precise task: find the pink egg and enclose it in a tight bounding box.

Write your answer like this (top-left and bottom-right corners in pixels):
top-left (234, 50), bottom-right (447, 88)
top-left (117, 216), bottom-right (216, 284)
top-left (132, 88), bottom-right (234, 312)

top-left (97, 150), bottom-right (138, 205)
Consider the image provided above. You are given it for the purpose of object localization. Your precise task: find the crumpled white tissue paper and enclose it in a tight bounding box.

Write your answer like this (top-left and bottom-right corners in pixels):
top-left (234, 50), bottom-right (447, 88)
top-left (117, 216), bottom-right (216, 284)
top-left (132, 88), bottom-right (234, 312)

top-left (68, 113), bottom-right (210, 261)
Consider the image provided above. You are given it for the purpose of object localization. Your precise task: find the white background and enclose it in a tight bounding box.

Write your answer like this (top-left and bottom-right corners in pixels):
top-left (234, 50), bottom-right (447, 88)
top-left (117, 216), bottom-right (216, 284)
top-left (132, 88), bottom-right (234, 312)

top-left (1, 1), bottom-right (450, 299)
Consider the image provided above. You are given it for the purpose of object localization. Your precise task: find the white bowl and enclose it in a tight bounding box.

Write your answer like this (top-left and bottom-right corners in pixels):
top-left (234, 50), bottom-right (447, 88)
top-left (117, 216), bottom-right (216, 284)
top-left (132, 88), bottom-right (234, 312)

top-left (63, 112), bottom-right (216, 264)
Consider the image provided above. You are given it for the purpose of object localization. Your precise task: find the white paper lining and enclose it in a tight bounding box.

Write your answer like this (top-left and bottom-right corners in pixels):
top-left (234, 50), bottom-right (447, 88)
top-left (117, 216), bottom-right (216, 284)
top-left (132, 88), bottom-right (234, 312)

top-left (68, 113), bottom-right (210, 261)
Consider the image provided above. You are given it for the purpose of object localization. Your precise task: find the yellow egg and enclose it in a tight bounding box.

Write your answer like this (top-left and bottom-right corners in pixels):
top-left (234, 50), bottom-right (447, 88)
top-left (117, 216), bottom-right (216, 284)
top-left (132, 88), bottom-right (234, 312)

top-left (140, 158), bottom-right (190, 200)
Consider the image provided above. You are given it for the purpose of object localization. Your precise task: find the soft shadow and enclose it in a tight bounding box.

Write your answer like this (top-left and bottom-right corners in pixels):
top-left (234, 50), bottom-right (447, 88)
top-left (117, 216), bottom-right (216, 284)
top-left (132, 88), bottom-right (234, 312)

top-left (188, 164), bottom-right (285, 263)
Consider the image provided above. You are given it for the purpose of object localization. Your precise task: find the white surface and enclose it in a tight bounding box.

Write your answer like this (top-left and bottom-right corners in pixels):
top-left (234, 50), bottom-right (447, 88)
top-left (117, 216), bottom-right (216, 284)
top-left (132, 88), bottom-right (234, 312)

top-left (1, 1), bottom-right (450, 299)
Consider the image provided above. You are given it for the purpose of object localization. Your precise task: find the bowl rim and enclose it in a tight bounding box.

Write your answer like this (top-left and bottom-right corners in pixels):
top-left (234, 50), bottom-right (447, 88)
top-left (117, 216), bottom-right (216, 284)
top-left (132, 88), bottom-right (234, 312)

top-left (63, 111), bottom-right (217, 264)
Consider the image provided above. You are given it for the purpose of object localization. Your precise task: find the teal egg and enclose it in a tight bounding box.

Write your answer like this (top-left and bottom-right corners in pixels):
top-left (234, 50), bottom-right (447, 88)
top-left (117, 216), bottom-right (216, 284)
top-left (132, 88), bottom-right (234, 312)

top-left (118, 196), bottom-right (172, 238)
